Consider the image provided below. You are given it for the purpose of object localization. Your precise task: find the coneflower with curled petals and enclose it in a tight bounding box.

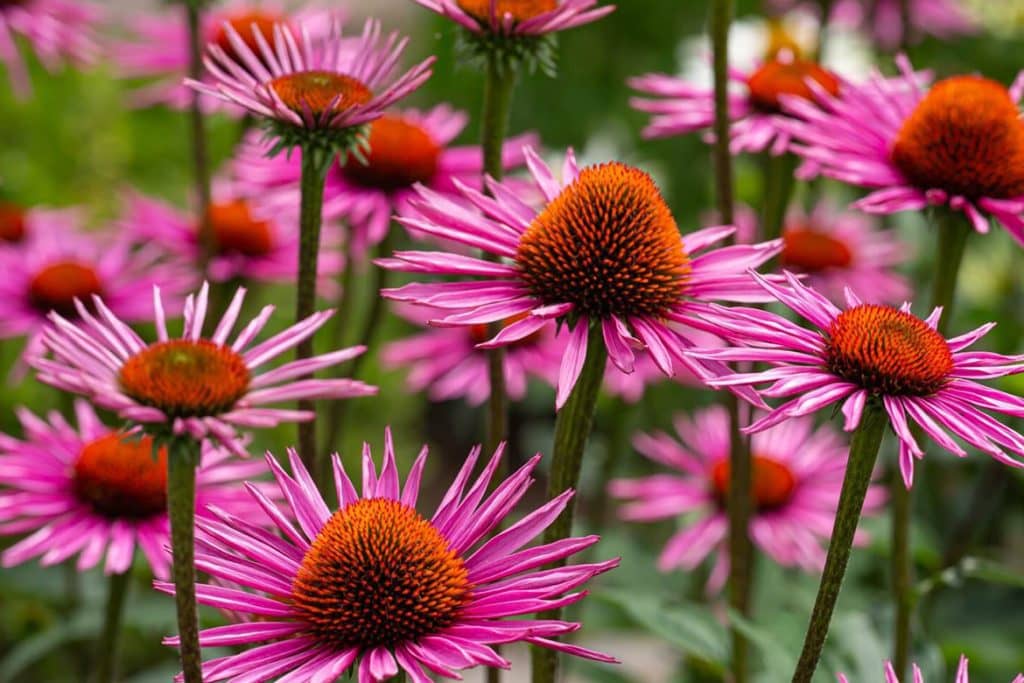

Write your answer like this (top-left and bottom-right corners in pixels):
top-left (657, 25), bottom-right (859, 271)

top-left (693, 272), bottom-right (1024, 488)
top-left (838, 654), bottom-right (1024, 683)
top-left (0, 0), bottom-right (100, 96)
top-left (158, 429), bottom-right (620, 682)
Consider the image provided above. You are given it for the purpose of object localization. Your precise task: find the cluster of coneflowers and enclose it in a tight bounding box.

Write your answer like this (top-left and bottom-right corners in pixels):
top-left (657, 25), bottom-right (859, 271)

top-left (0, 0), bottom-right (1022, 682)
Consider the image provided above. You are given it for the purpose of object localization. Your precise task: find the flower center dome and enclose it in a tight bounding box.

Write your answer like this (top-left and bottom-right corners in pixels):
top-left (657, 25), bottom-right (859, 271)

top-left (343, 115), bottom-right (441, 190)
top-left (711, 455), bottom-right (797, 511)
top-left (268, 71), bottom-right (373, 117)
top-left (516, 162), bottom-right (689, 320)
top-left (746, 59), bottom-right (840, 112)
top-left (825, 304), bottom-right (953, 396)
top-left (291, 498), bottom-right (471, 650)
top-left (206, 199), bottom-right (274, 256)
top-left (210, 9), bottom-right (286, 63)
top-left (73, 433), bottom-right (167, 519)
top-left (781, 226), bottom-right (853, 271)
top-left (892, 76), bottom-right (1024, 200)
top-left (456, 0), bottom-right (557, 22)
top-left (119, 340), bottom-right (251, 418)
top-left (28, 261), bottom-right (103, 318)
top-left (0, 203), bottom-right (26, 243)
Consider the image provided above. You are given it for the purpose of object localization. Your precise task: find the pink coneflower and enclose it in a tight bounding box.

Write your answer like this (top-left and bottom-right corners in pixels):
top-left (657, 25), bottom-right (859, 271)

top-left (119, 187), bottom-right (342, 285)
top-left (159, 430), bottom-right (619, 681)
top-left (630, 50), bottom-right (842, 155)
top-left (186, 17), bottom-right (433, 136)
top-left (232, 105), bottom-right (536, 258)
top-left (413, 0), bottom-right (614, 37)
top-left (771, 0), bottom-right (977, 50)
top-left (382, 303), bottom-right (561, 405)
top-left (0, 400), bottom-right (272, 579)
top-left (32, 283), bottom-right (376, 454)
top-left (610, 405), bottom-right (884, 592)
top-left (838, 654), bottom-right (1024, 683)
top-left (111, 2), bottom-right (331, 113)
top-left (733, 200), bottom-right (911, 305)
top-left (602, 324), bottom-right (722, 403)
top-left (0, 201), bottom-right (81, 246)
top-left (0, 225), bottom-right (193, 366)
top-left (692, 272), bottom-right (1024, 486)
top-left (0, 0), bottom-right (99, 96)
top-left (782, 59), bottom-right (1024, 244)
top-left (380, 148), bottom-right (782, 407)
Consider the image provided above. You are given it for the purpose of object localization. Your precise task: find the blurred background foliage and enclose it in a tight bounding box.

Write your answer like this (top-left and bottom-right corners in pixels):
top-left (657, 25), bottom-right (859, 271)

top-left (1, 0), bottom-right (1024, 681)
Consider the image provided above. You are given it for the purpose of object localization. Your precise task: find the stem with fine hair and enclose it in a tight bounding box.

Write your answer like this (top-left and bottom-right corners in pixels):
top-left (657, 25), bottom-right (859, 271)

top-left (792, 401), bottom-right (887, 683)
top-left (296, 148), bottom-right (329, 480)
top-left (94, 564), bottom-right (133, 683)
top-left (185, 2), bottom-right (213, 272)
top-left (480, 51), bottom-right (516, 457)
top-left (890, 210), bottom-right (971, 677)
top-left (530, 329), bottom-right (608, 683)
top-left (168, 437), bottom-right (203, 683)
top-left (760, 153), bottom-right (798, 244)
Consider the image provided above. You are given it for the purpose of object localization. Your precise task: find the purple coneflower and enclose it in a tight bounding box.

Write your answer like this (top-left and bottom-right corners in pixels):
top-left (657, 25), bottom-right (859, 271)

top-left (159, 430), bottom-right (619, 681)
top-left (414, 0), bottom-right (614, 37)
top-left (0, 0), bottom-right (99, 96)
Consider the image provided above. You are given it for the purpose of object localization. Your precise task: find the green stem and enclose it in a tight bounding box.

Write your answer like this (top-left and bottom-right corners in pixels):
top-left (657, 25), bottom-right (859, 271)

top-left (791, 401), bottom-right (887, 683)
top-left (94, 566), bottom-right (133, 683)
top-left (168, 438), bottom-right (203, 683)
top-left (929, 210), bottom-right (971, 337)
top-left (185, 2), bottom-right (213, 273)
top-left (296, 149), bottom-right (329, 479)
top-left (760, 153), bottom-right (797, 245)
top-left (481, 50), bottom-right (516, 458)
top-left (530, 329), bottom-right (607, 683)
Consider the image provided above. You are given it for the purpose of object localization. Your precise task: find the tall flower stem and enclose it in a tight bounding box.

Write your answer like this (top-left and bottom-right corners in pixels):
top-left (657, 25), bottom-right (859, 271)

top-left (168, 437), bottom-right (203, 683)
top-left (760, 153), bottom-right (797, 245)
top-left (94, 564), bottom-right (133, 683)
top-left (296, 148), bottom-right (330, 479)
top-left (530, 330), bottom-right (608, 683)
top-left (792, 401), bottom-right (887, 683)
top-left (711, 1), bottom-right (754, 681)
top-left (480, 51), bottom-right (516, 456)
top-left (890, 211), bottom-right (970, 678)
top-left (185, 1), bottom-right (213, 272)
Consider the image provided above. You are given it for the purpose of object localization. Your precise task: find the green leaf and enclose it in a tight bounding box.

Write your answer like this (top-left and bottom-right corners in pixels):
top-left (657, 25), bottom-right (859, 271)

top-left (0, 611), bottom-right (97, 680)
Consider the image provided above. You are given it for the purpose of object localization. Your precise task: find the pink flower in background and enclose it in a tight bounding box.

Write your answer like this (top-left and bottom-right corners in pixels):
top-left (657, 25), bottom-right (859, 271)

top-left (732, 200), bottom-right (911, 305)
top-left (629, 51), bottom-right (842, 154)
top-left (782, 59), bottom-right (1024, 244)
top-left (0, 201), bottom-right (81, 246)
top-left (414, 0), bottom-right (614, 37)
top-left (110, 1), bottom-right (332, 113)
top-left (693, 272), bottom-right (1024, 486)
top-left (0, 225), bottom-right (193, 366)
top-left (381, 148), bottom-right (782, 408)
top-left (187, 17), bottom-right (433, 133)
top-left (0, 401), bottom-right (273, 579)
top-left (771, 0), bottom-right (977, 50)
top-left (32, 283), bottom-right (376, 454)
top-left (837, 654), bottom-right (1024, 682)
top-left (0, 0), bottom-right (100, 96)
top-left (382, 304), bottom-right (562, 405)
top-left (232, 105), bottom-right (536, 258)
top-left (119, 187), bottom-right (342, 286)
top-left (610, 406), bottom-right (884, 591)
top-left (159, 431), bottom-right (618, 681)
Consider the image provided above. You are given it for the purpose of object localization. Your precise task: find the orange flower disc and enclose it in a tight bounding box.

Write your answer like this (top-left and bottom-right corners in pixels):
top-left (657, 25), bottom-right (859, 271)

top-left (825, 304), bottom-right (953, 396)
top-left (456, 0), bottom-right (557, 22)
top-left (0, 202), bottom-right (26, 243)
top-left (892, 76), bottom-right (1024, 199)
top-left (711, 455), bottom-right (797, 511)
top-left (781, 227), bottom-right (853, 271)
top-left (211, 9), bottom-right (286, 63)
top-left (343, 115), bottom-right (442, 190)
top-left (73, 433), bottom-right (168, 518)
top-left (28, 261), bottom-right (103, 318)
top-left (206, 199), bottom-right (274, 256)
top-left (118, 339), bottom-right (251, 417)
top-left (516, 162), bottom-right (689, 319)
top-left (746, 59), bottom-right (840, 112)
top-left (268, 71), bottom-right (373, 117)
top-left (291, 498), bottom-right (471, 649)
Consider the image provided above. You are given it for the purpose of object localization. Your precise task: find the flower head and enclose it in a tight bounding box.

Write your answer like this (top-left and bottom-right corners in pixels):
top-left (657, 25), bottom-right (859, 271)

top-left (0, 202), bottom-right (80, 246)
top-left (0, 224), bottom-right (193, 367)
top-left (414, 0), bottom-right (614, 37)
top-left (232, 105), bottom-right (536, 258)
top-left (111, 2), bottom-right (333, 113)
top-left (0, 401), bottom-right (272, 579)
top-left (159, 430), bottom-right (618, 681)
top-left (381, 147), bottom-right (782, 407)
top-left (630, 50), bottom-right (841, 155)
top-left (0, 0), bottom-right (100, 96)
top-left (693, 272), bottom-right (1024, 486)
top-left (782, 58), bottom-right (1024, 244)
top-left (610, 405), bottom-right (884, 592)
top-left (838, 654), bottom-right (1024, 683)
top-left (187, 17), bottom-right (433, 152)
top-left (32, 283), bottom-right (376, 454)
top-left (119, 188), bottom-right (342, 285)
